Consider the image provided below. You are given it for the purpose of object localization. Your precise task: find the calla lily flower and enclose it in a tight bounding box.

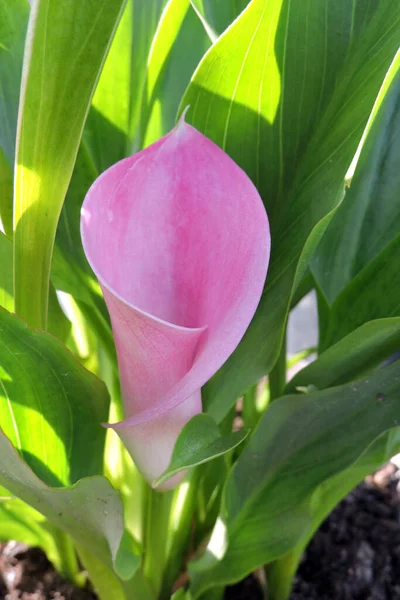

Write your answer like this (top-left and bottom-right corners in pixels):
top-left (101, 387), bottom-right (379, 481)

top-left (80, 116), bottom-right (270, 489)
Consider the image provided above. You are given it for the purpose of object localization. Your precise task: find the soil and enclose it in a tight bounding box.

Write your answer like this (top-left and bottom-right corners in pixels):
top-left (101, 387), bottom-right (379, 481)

top-left (1, 465), bottom-right (400, 600)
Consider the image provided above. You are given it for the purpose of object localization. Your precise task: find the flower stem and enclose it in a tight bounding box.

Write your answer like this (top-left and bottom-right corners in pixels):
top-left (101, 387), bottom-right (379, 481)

top-left (50, 527), bottom-right (83, 585)
top-left (269, 331), bottom-right (287, 401)
top-left (162, 470), bottom-right (200, 596)
top-left (143, 486), bottom-right (174, 597)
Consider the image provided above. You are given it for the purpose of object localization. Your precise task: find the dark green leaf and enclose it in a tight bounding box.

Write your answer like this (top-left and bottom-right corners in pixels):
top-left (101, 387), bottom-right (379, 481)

top-left (189, 360), bottom-right (400, 595)
top-left (287, 318), bottom-right (400, 392)
top-left (322, 233), bottom-right (400, 349)
top-left (312, 55), bottom-right (400, 303)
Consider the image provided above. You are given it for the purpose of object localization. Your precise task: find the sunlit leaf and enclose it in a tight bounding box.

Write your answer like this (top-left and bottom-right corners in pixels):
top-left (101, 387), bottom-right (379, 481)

top-left (13, 0), bottom-right (125, 329)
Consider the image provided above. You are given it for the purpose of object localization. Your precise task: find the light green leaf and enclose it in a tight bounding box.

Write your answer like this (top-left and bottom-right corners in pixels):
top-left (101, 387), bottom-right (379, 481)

top-left (189, 360), bottom-right (400, 596)
top-left (0, 233), bottom-right (70, 342)
top-left (312, 52), bottom-right (400, 303)
top-left (322, 233), bottom-right (400, 349)
top-left (0, 496), bottom-right (75, 577)
top-left (0, 308), bottom-right (108, 487)
top-left (13, 0), bottom-right (126, 330)
top-left (182, 0), bottom-right (400, 422)
top-left (154, 414), bottom-right (248, 488)
top-left (0, 431), bottom-right (129, 577)
top-left (287, 318), bottom-right (400, 392)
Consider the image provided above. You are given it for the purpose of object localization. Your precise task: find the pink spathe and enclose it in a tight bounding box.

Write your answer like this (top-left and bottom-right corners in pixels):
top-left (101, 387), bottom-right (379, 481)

top-left (81, 116), bottom-right (270, 490)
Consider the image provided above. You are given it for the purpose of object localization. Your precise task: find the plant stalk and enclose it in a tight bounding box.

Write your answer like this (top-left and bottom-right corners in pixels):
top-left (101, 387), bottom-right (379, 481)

top-left (269, 332), bottom-right (287, 401)
top-left (143, 486), bottom-right (174, 598)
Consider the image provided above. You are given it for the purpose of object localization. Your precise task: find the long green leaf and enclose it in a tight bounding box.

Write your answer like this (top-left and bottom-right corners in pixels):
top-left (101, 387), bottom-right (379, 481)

top-left (312, 52), bottom-right (400, 303)
top-left (322, 233), bottom-right (400, 349)
top-left (286, 318), bottom-right (400, 392)
top-left (182, 0), bottom-right (400, 422)
top-left (13, 0), bottom-right (126, 329)
top-left (189, 360), bottom-right (400, 596)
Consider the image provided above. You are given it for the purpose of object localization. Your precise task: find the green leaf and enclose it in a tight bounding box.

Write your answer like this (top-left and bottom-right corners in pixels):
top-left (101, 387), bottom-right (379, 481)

top-left (141, 0), bottom-right (211, 149)
top-left (0, 232), bottom-right (13, 311)
top-left (286, 318), bottom-right (400, 392)
top-left (0, 496), bottom-right (77, 577)
top-left (189, 360), bottom-right (400, 596)
top-left (191, 0), bottom-right (249, 40)
top-left (0, 232), bottom-right (71, 342)
top-left (312, 52), bottom-right (400, 303)
top-left (0, 430), bottom-right (129, 577)
top-left (181, 0), bottom-right (400, 423)
top-left (153, 414), bottom-right (248, 488)
top-left (322, 233), bottom-right (400, 349)
top-left (13, 0), bottom-right (126, 330)
top-left (0, 308), bottom-right (108, 487)
top-left (0, 0), bottom-right (29, 166)
top-left (268, 427), bottom-right (400, 600)
top-left (0, 148), bottom-right (13, 238)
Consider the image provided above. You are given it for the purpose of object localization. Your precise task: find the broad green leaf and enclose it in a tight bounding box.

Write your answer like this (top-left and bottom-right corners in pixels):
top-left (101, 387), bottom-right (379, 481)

top-left (191, 0), bottom-right (249, 41)
top-left (154, 414), bottom-right (248, 488)
top-left (322, 233), bottom-right (400, 349)
top-left (0, 308), bottom-right (108, 486)
top-left (0, 430), bottom-right (130, 578)
top-left (0, 0), bottom-right (29, 165)
top-left (312, 53), bottom-right (400, 303)
top-left (287, 318), bottom-right (400, 392)
top-left (141, 0), bottom-right (211, 148)
top-left (182, 0), bottom-right (400, 422)
top-left (268, 427), bottom-right (400, 600)
top-left (14, 0), bottom-right (126, 330)
top-left (189, 360), bottom-right (400, 596)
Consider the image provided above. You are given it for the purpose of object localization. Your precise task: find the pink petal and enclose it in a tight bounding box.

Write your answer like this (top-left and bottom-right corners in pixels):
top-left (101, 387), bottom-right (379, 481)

top-left (81, 117), bottom-right (270, 488)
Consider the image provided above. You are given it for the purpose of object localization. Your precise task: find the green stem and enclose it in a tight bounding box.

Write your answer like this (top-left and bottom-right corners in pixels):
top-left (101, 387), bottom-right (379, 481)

top-left (50, 527), bottom-right (83, 585)
top-left (162, 470), bottom-right (200, 596)
top-left (76, 544), bottom-right (126, 600)
top-left (269, 331), bottom-right (287, 402)
top-left (143, 486), bottom-right (174, 598)
top-left (242, 383), bottom-right (259, 430)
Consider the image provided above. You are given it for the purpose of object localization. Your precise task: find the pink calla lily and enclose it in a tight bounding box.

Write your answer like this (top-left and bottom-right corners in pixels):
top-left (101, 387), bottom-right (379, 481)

top-left (81, 116), bottom-right (270, 489)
